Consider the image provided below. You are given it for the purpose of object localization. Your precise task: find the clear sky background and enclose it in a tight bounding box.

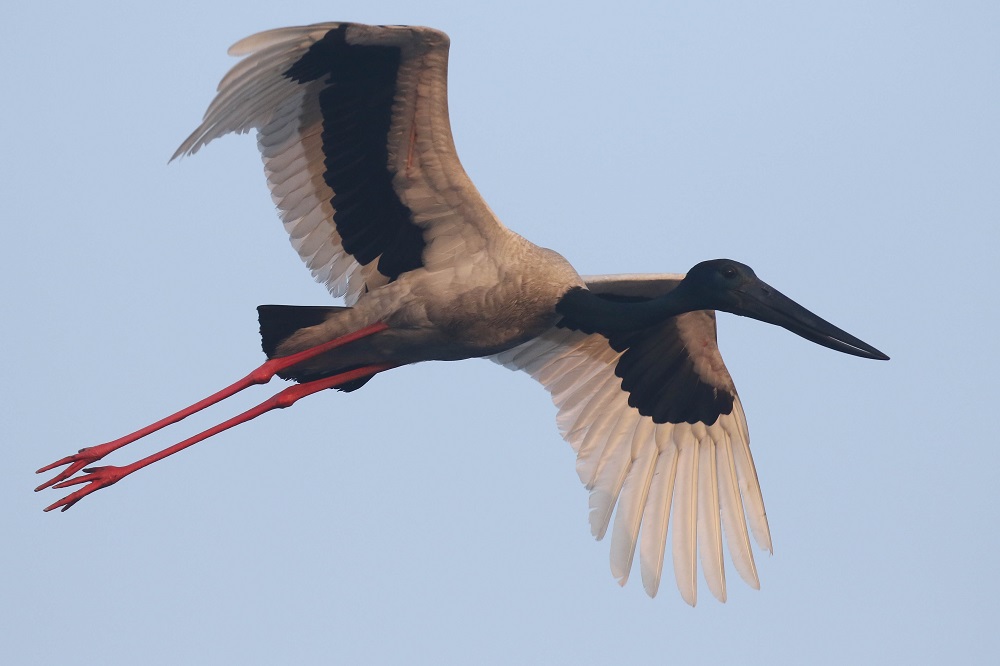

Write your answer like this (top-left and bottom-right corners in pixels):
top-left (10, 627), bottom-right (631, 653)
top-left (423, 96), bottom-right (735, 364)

top-left (3, 1), bottom-right (998, 664)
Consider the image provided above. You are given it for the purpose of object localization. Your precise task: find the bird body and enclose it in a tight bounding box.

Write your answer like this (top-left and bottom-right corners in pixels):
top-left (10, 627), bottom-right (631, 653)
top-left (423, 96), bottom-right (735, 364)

top-left (175, 22), bottom-right (588, 365)
top-left (265, 235), bottom-right (583, 372)
top-left (37, 22), bottom-right (887, 606)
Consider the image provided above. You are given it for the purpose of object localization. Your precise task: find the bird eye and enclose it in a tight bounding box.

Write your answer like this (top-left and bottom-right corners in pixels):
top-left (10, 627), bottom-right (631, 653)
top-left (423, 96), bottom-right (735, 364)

top-left (721, 266), bottom-right (738, 279)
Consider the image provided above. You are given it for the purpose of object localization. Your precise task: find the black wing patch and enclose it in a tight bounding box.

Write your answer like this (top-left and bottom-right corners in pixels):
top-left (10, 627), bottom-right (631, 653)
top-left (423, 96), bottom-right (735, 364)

top-left (606, 318), bottom-right (734, 426)
top-left (284, 25), bottom-right (426, 281)
top-left (559, 291), bottom-right (734, 426)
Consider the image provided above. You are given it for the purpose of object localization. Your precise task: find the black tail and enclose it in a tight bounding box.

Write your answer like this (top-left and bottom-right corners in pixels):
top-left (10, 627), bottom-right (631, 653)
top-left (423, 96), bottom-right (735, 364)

top-left (256, 305), bottom-right (374, 392)
top-left (257, 305), bottom-right (346, 357)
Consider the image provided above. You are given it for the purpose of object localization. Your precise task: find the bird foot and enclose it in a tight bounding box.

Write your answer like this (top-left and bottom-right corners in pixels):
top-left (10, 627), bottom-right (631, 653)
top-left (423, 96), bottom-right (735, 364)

top-left (34, 442), bottom-right (119, 493)
top-left (41, 464), bottom-right (131, 512)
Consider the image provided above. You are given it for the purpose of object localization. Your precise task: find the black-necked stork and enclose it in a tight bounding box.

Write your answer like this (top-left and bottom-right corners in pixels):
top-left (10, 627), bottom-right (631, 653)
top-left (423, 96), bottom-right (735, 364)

top-left (36, 23), bottom-right (887, 605)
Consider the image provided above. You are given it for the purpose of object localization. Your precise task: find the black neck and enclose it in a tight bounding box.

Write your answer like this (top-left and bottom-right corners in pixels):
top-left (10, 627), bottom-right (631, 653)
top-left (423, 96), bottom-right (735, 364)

top-left (556, 285), bottom-right (704, 335)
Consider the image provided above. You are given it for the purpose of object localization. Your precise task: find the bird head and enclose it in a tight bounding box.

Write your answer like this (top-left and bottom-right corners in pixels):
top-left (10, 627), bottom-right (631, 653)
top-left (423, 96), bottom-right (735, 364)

top-left (677, 259), bottom-right (889, 360)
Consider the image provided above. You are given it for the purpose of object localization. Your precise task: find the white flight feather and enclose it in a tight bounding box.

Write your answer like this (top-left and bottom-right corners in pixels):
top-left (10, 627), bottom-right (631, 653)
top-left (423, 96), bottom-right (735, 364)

top-left (671, 426), bottom-right (700, 605)
top-left (716, 428), bottom-right (759, 588)
top-left (609, 420), bottom-right (657, 585)
top-left (489, 301), bottom-right (771, 603)
top-left (697, 434), bottom-right (726, 602)
top-left (639, 440), bottom-right (679, 597)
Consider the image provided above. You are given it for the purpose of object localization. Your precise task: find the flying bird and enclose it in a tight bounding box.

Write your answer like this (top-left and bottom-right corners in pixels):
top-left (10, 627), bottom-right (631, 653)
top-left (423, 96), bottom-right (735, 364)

top-left (36, 23), bottom-right (887, 605)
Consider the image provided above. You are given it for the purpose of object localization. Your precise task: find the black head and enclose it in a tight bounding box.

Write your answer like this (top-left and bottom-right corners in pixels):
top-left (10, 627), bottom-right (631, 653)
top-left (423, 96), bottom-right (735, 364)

top-left (678, 258), bottom-right (889, 360)
top-left (678, 259), bottom-right (761, 302)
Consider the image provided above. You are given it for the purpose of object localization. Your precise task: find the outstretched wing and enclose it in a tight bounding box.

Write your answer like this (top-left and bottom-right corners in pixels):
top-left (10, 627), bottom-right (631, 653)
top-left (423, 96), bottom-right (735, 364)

top-left (174, 23), bottom-right (501, 304)
top-left (489, 274), bottom-right (772, 605)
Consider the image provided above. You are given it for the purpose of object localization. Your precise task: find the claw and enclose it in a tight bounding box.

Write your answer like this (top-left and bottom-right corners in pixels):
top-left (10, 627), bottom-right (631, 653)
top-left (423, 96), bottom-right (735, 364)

top-left (34, 444), bottom-right (116, 492)
top-left (42, 465), bottom-right (128, 512)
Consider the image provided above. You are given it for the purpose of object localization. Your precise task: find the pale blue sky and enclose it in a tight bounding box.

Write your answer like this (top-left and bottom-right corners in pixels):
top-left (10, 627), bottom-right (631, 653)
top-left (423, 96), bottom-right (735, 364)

top-left (3, 1), bottom-right (998, 663)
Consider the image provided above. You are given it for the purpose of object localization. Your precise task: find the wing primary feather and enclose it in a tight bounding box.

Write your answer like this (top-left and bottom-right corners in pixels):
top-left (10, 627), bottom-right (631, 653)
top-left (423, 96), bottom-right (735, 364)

top-left (671, 426), bottom-right (700, 606)
top-left (609, 420), bottom-right (657, 585)
top-left (726, 398), bottom-right (772, 552)
top-left (716, 427), bottom-right (759, 588)
top-left (697, 434), bottom-right (726, 602)
top-left (639, 433), bottom-right (679, 597)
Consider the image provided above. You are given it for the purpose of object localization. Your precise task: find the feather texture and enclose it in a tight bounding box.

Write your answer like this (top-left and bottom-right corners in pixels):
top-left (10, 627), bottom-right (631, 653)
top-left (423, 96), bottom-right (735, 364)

top-left (173, 23), bottom-right (500, 305)
top-left (489, 274), bottom-right (772, 604)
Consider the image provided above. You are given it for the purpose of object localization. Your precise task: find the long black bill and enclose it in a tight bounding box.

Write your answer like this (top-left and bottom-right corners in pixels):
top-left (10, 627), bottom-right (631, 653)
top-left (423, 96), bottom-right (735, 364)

top-left (735, 280), bottom-right (889, 360)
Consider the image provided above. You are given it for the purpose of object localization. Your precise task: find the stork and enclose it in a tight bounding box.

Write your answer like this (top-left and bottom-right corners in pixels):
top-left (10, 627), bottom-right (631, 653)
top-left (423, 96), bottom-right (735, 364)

top-left (35, 23), bottom-right (887, 605)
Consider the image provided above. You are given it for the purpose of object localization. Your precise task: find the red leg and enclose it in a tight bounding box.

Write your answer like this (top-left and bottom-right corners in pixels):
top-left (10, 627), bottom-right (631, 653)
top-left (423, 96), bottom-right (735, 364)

top-left (42, 362), bottom-right (397, 512)
top-left (35, 321), bottom-right (390, 491)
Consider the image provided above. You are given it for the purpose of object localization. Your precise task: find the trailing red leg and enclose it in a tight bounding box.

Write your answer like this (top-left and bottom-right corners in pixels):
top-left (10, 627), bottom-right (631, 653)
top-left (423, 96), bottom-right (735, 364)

top-left (42, 362), bottom-right (397, 512)
top-left (36, 321), bottom-right (390, 494)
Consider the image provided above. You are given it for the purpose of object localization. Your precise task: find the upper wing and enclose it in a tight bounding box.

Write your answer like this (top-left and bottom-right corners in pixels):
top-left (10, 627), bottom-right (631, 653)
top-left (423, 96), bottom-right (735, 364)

top-left (489, 274), bottom-right (772, 605)
top-left (174, 23), bottom-right (502, 304)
